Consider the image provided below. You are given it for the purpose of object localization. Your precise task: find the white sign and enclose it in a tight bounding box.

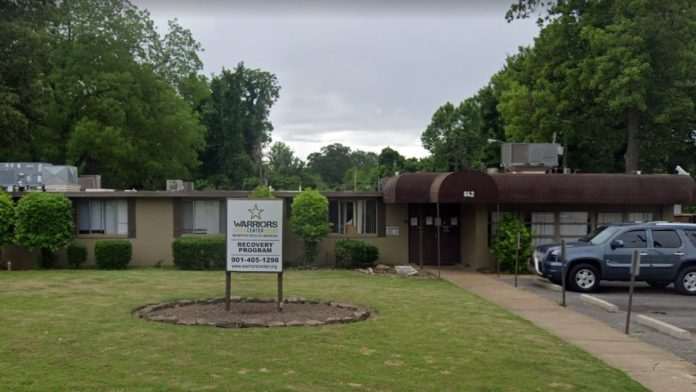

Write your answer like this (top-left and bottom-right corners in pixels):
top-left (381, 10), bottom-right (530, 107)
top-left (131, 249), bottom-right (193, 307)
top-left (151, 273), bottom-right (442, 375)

top-left (463, 190), bottom-right (475, 198)
top-left (386, 226), bottom-right (400, 236)
top-left (226, 199), bottom-right (283, 272)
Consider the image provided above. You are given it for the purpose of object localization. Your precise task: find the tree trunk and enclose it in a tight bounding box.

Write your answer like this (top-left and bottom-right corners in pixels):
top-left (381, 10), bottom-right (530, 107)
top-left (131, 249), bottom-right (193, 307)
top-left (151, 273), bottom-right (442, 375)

top-left (624, 109), bottom-right (641, 173)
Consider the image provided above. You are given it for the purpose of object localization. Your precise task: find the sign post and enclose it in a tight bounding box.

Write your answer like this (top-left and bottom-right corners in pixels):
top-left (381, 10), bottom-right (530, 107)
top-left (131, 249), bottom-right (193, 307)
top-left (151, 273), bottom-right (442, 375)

top-left (226, 199), bottom-right (284, 312)
top-left (560, 240), bottom-right (567, 307)
top-left (513, 232), bottom-right (520, 288)
top-left (625, 249), bottom-right (640, 334)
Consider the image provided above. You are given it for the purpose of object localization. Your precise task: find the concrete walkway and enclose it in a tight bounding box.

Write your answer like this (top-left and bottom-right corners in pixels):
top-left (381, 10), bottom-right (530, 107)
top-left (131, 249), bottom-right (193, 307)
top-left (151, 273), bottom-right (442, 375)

top-left (431, 269), bottom-right (696, 392)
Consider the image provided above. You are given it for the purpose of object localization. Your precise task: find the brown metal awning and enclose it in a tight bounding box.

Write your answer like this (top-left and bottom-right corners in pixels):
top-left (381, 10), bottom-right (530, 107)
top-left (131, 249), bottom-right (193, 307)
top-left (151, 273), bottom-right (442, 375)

top-left (383, 171), bottom-right (498, 204)
top-left (383, 171), bottom-right (695, 205)
top-left (491, 173), bottom-right (695, 205)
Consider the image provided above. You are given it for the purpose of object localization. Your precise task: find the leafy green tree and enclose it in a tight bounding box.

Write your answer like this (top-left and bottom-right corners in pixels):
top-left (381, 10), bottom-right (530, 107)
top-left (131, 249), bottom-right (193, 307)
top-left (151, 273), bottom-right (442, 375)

top-left (266, 142), bottom-right (305, 190)
top-left (378, 147), bottom-right (406, 177)
top-left (0, 192), bottom-right (15, 263)
top-left (0, 0), bottom-right (56, 161)
top-left (491, 214), bottom-right (532, 273)
top-left (201, 63), bottom-right (280, 189)
top-left (307, 143), bottom-right (354, 189)
top-left (504, 0), bottom-right (696, 173)
top-left (290, 189), bottom-right (329, 265)
top-left (14, 193), bottom-right (74, 268)
top-left (422, 98), bottom-right (489, 171)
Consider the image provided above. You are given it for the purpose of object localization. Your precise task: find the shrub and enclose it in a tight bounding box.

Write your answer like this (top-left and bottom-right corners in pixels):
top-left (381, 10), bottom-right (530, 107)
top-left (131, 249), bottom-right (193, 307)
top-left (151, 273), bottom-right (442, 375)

top-left (491, 214), bottom-right (532, 273)
top-left (172, 236), bottom-right (225, 270)
top-left (290, 189), bottom-right (330, 265)
top-left (95, 240), bottom-right (132, 269)
top-left (14, 192), bottom-right (74, 268)
top-left (335, 239), bottom-right (379, 268)
top-left (66, 243), bottom-right (87, 269)
top-left (0, 192), bottom-right (14, 247)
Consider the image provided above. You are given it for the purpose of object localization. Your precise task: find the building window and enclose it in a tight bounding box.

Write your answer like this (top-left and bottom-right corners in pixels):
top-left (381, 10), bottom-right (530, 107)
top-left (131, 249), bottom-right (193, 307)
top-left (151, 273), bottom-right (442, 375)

top-left (597, 212), bottom-right (623, 225)
top-left (628, 212), bottom-right (653, 223)
top-left (559, 211), bottom-right (589, 242)
top-left (530, 212), bottom-right (555, 245)
top-left (182, 200), bottom-right (223, 235)
top-left (329, 199), bottom-right (378, 235)
top-left (77, 199), bottom-right (128, 235)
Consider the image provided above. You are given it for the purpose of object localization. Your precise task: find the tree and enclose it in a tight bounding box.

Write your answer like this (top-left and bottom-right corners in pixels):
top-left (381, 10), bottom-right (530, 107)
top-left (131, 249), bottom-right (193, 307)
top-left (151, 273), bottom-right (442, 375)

top-left (504, 0), bottom-right (696, 173)
top-left (421, 98), bottom-right (489, 171)
top-left (378, 147), bottom-right (405, 177)
top-left (200, 63), bottom-right (280, 189)
top-left (14, 193), bottom-right (74, 268)
top-left (491, 214), bottom-right (532, 273)
top-left (307, 143), bottom-right (354, 189)
top-left (290, 189), bottom-right (329, 265)
top-left (0, 192), bottom-right (14, 263)
top-left (0, 0), bottom-right (208, 188)
top-left (266, 142), bottom-right (305, 190)
top-left (0, 0), bottom-right (56, 161)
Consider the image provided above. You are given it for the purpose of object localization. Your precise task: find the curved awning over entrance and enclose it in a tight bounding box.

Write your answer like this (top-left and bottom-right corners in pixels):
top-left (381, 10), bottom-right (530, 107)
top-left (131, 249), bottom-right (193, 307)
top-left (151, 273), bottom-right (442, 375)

top-left (383, 171), bottom-right (696, 205)
top-left (382, 171), bottom-right (498, 204)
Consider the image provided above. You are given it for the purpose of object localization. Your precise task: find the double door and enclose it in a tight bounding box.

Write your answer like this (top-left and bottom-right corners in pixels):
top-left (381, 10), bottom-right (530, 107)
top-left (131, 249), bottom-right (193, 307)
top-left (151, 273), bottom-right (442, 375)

top-left (408, 204), bottom-right (460, 265)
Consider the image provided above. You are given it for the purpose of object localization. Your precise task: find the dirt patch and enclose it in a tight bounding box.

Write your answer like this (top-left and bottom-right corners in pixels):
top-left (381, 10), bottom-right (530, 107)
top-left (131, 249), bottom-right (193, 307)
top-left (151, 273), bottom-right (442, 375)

top-left (134, 297), bottom-right (371, 328)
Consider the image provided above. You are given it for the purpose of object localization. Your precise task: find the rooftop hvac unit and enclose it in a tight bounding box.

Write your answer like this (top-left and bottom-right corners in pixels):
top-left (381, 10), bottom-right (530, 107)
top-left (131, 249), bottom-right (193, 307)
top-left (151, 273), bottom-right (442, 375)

top-left (501, 143), bottom-right (561, 170)
top-left (166, 179), bottom-right (185, 192)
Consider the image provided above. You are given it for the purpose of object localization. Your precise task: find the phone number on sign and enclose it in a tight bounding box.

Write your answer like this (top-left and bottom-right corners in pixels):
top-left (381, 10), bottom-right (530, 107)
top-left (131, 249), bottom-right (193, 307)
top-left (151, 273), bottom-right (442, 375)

top-left (230, 256), bottom-right (280, 264)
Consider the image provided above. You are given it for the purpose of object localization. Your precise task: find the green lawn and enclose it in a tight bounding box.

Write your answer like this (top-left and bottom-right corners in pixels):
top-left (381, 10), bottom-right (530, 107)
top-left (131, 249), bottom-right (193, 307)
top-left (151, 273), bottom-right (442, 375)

top-left (0, 269), bottom-right (645, 391)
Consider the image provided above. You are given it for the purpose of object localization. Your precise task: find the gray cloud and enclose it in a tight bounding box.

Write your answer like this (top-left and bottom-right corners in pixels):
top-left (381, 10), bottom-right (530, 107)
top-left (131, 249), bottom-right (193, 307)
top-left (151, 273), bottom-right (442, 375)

top-left (135, 1), bottom-right (540, 159)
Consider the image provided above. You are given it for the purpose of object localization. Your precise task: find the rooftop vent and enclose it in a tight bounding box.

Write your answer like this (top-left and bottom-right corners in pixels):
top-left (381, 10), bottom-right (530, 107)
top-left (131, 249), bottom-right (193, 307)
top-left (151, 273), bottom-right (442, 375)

top-left (501, 143), bottom-right (561, 172)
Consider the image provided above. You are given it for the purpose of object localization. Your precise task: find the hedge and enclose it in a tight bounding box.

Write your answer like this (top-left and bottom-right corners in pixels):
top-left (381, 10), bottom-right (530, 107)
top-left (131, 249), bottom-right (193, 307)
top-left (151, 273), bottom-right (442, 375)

top-left (95, 240), bottom-right (132, 269)
top-left (172, 236), bottom-right (225, 270)
top-left (66, 243), bottom-right (87, 269)
top-left (335, 239), bottom-right (379, 269)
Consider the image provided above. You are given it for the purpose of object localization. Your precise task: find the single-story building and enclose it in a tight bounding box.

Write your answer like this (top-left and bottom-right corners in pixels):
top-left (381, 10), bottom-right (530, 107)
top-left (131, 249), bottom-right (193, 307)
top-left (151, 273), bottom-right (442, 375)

top-left (3, 170), bottom-right (695, 270)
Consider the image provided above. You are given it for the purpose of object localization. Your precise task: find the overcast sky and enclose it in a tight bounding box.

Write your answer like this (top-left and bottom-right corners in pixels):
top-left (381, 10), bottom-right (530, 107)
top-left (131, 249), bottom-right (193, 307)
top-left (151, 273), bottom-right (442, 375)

top-left (136, 1), bottom-right (540, 160)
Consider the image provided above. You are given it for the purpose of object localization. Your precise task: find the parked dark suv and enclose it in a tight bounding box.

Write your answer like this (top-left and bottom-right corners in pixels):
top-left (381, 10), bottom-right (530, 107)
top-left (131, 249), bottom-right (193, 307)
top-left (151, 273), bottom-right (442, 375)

top-left (534, 222), bottom-right (696, 295)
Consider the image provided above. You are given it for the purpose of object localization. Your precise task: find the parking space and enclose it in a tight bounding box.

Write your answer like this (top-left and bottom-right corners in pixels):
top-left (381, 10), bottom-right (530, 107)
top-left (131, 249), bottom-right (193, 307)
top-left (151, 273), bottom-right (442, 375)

top-left (498, 275), bottom-right (696, 364)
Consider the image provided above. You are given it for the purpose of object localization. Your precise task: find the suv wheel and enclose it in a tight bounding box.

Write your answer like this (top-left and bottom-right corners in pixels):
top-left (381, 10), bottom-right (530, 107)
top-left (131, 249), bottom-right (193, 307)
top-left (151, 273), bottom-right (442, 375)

top-left (568, 263), bottom-right (600, 293)
top-left (675, 266), bottom-right (696, 295)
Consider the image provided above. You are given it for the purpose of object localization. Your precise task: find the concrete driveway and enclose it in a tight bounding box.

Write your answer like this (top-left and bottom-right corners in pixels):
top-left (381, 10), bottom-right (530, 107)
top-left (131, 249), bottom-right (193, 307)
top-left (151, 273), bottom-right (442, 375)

top-left (498, 275), bottom-right (696, 364)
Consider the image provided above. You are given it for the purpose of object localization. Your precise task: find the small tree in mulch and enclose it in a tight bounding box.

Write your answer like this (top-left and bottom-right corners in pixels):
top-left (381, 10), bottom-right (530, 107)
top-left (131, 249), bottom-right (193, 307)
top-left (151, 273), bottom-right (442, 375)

top-left (492, 213), bottom-right (532, 273)
top-left (14, 193), bottom-right (74, 268)
top-left (0, 192), bottom-right (15, 263)
top-left (290, 189), bottom-right (329, 265)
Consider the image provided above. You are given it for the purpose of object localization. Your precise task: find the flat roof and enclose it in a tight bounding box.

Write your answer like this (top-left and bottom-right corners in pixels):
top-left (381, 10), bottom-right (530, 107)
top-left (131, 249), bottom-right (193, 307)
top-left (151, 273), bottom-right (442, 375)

top-left (11, 190), bottom-right (383, 199)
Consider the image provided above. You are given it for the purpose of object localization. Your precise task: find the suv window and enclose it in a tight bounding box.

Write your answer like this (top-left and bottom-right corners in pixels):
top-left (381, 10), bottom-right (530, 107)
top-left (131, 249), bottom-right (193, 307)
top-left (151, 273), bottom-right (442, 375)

top-left (652, 230), bottom-right (681, 248)
top-left (684, 230), bottom-right (696, 247)
top-left (615, 230), bottom-right (647, 248)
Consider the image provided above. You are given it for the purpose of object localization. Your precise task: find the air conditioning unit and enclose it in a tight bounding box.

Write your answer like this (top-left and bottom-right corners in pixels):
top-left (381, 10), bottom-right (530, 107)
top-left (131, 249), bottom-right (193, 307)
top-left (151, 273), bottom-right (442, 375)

top-left (501, 143), bottom-right (561, 171)
top-left (166, 179), bottom-right (185, 192)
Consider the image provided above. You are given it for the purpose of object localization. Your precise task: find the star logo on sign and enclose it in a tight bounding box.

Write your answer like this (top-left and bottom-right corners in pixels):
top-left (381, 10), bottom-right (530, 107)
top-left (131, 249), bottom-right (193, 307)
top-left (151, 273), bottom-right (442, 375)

top-left (248, 204), bottom-right (264, 220)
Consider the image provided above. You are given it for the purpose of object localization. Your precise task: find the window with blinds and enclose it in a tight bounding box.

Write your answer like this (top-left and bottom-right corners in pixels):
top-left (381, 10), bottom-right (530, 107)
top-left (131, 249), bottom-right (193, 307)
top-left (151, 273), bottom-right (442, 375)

top-left (329, 199), bottom-right (378, 235)
top-left (77, 199), bottom-right (128, 235)
top-left (181, 200), bottom-right (224, 235)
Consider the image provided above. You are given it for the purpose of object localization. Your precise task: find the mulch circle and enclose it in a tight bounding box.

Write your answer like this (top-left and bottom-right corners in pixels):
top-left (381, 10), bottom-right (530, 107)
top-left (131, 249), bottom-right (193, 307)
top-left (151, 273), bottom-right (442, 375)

top-left (133, 297), bottom-right (371, 328)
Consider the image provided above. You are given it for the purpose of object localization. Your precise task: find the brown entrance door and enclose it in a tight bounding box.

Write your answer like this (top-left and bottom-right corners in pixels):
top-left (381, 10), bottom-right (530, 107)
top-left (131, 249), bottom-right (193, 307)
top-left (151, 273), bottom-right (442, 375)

top-left (408, 204), bottom-right (460, 265)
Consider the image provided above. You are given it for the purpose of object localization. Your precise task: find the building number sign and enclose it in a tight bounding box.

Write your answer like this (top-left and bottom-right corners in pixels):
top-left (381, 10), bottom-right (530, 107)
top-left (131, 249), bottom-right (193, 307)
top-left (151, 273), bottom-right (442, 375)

top-left (463, 191), bottom-right (476, 198)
